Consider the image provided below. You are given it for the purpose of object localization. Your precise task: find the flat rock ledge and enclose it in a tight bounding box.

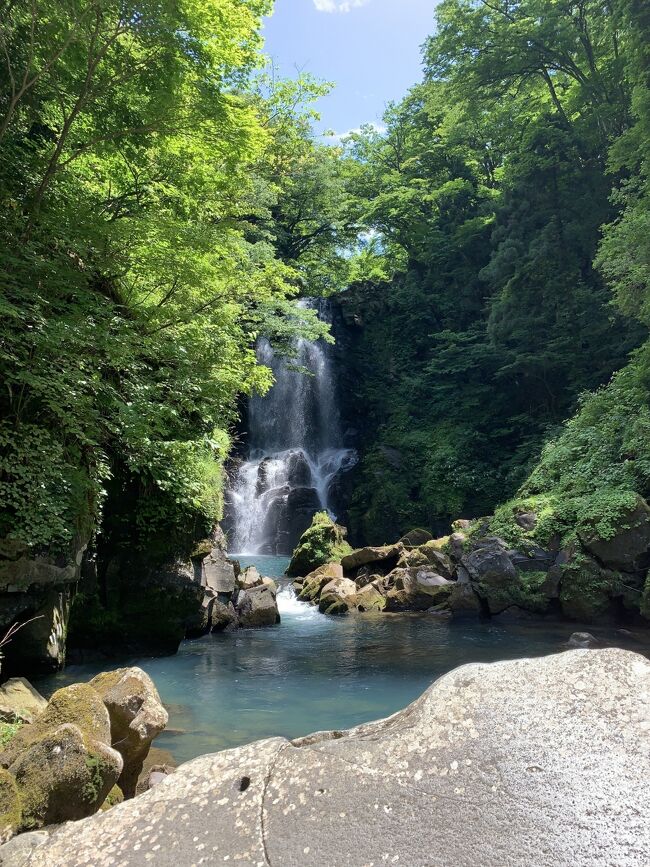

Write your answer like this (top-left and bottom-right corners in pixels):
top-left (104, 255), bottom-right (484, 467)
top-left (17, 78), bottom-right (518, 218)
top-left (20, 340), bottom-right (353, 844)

top-left (1, 648), bottom-right (649, 867)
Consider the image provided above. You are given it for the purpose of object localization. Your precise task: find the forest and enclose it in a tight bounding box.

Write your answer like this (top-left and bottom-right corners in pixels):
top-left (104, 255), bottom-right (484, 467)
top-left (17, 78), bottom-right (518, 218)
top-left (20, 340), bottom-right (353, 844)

top-left (0, 1), bottom-right (649, 859)
top-left (0, 0), bottom-right (649, 642)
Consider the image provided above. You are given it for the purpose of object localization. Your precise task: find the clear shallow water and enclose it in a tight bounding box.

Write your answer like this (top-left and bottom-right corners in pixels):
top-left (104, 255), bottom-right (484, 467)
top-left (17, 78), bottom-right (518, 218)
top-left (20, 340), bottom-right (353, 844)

top-left (39, 555), bottom-right (649, 765)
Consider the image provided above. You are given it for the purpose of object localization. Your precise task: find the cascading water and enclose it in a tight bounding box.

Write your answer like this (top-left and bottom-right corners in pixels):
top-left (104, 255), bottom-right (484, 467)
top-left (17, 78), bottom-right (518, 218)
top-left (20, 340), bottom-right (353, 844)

top-left (226, 300), bottom-right (356, 555)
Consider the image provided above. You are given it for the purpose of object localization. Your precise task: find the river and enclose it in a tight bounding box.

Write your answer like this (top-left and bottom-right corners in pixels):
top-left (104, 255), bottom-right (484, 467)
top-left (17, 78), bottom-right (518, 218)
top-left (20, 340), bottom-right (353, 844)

top-left (38, 554), bottom-right (646, 765)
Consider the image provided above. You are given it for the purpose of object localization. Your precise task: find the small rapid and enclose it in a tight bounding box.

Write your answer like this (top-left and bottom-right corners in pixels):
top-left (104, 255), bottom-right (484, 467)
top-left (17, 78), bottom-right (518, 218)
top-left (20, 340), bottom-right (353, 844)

top-left (275, 583), bottom-right (321, 621)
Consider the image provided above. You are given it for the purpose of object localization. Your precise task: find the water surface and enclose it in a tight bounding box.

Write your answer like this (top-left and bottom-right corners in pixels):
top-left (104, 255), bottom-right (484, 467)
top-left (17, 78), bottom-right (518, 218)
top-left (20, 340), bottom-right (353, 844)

top-left (41, 555), bottom-right (648, 764)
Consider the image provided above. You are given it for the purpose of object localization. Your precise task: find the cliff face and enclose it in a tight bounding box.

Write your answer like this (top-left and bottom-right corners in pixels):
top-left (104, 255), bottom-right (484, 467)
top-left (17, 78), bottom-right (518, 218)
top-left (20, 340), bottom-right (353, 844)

top-left (0, 535), bottom-right (90, 677)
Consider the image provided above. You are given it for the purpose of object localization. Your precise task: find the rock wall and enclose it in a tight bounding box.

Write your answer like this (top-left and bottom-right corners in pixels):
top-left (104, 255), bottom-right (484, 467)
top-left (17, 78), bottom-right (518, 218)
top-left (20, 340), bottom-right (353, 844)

top-left (0, 535), bottom-right (90, 677)
top-left (2, 648), bottom-right (648, 866)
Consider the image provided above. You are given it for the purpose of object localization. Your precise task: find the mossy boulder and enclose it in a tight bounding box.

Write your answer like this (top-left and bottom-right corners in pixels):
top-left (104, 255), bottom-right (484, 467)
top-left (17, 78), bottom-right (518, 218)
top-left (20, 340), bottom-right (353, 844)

top-left (578, 494), bottom-right (650, 571)
top-left (287, 513), bottom-right (353, 577)
top-left (235, 584), bottom-right (280, 628)
top-left (0, 768), bottom-right (21, 842)
top-left (297, 563), bottom-right (344, 602)
top-left (398, 528), bottom-right (433, 548)
top-left (318, 578), bottom-right (357, 615)
top-left (0, 683), bottom-right (110, 768)
top-left (89, 668), bottom-right (168, 799)
top-left (558, 555), bottom-right (621, 622)
top-left (9, 723), bottom-right (122, 829)
top-left (384, 567), bottom-right (453, 612)
top-left (350, 583), bottom-right (387, 613)
top-left (398, 543), bottom-right (453, 576)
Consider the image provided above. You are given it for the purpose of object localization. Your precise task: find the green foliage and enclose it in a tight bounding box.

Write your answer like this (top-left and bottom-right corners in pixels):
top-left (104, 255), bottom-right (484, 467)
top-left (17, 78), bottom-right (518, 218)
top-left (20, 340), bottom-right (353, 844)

top-left (0, 721), bottom-right (23, 749)
top-left (339, 0), bottom-right (646, 544)
top-left (0, 0), bottom-right (343, 569)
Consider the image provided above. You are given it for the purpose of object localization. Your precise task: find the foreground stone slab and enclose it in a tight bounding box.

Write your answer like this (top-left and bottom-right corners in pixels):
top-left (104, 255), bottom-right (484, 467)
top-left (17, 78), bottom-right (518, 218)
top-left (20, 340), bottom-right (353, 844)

top-left (1, 648), bottom-right (648, 867)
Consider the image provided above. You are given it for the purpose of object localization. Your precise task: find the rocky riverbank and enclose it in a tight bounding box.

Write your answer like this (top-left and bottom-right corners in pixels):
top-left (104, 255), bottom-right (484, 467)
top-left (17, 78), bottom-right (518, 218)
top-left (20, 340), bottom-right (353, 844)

top-left (1, 648), bottom-right (647, 866)
top-left (289, 502), bottom-right (650, 624)
top-left (0, 668), bottom-right (169, 842)
top-left (0, 528), bottom-right (280, 679)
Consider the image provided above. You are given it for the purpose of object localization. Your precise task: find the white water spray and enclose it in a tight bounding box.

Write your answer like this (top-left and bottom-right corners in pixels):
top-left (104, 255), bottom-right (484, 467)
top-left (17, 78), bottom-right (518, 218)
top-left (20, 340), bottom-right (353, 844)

top-left (226, 300), bottom-right (356, 555)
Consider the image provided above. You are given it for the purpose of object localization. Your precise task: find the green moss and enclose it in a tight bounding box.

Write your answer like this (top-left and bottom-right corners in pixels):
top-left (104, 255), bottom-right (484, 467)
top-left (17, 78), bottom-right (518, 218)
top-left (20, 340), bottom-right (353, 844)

top-left (287, 512), bottom-right (353, 576)
top-left (0, 684), bottom-right (110, 767)
top-left (101, 784), bottom-right (124, 811)
top-left (558, 555), bottom-right (619, 622)
top-left (0, 768), bottom-right (21, 840)
top-left (0, 722), bottom-right (22, 750)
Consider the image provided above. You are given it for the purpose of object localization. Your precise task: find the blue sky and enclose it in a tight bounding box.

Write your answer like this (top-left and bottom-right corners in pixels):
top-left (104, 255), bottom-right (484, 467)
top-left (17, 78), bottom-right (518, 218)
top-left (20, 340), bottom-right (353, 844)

top-left (262, 0), bottom-right (441, 136)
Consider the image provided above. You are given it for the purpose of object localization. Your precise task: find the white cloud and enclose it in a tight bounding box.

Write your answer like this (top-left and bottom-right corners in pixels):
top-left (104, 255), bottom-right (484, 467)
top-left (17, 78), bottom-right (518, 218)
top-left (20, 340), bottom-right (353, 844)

top-left (313, 0), bottom-right (370, 13)
top-left (326, 122), bottom-right (386, 143)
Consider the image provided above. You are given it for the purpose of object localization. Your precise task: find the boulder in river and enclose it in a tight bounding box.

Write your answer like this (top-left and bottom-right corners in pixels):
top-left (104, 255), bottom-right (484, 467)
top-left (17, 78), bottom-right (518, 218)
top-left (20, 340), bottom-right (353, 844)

top-left (0, 683), bottom-right (111, 769)
top-left (318, 577), bottom-right (357, 615)
top-left (341, 542), bottom-right (403, 573)
top-left (384, 567), bottom-right (453, 611)
top-left (287, 512), bottom-right (353, 577)
top-left (235, 584), bottom-right (280, 628)
top-left (5, 649), bottom-right (648, 867)
top-left (567, 631), bottom-right (601, 648)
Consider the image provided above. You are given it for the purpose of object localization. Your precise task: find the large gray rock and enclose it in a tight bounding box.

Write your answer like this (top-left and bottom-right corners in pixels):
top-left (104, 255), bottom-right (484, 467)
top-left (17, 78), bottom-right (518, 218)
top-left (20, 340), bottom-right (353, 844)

top-left (235, 584), bottom-right (280, 628)
top-left (0, 680), bottom-right (47, 724)
top-left (3, 649), bottom-right (647, 866)
top-left (89, 668), bottom-right (168, 798)
top-left (318, 577), bottom-right (357, 615)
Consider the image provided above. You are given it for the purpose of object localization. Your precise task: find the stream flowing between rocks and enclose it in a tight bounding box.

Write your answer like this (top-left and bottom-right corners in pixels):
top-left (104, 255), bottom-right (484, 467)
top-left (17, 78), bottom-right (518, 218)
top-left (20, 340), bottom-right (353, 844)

top-left (37, 554), bottom-right (647, 766)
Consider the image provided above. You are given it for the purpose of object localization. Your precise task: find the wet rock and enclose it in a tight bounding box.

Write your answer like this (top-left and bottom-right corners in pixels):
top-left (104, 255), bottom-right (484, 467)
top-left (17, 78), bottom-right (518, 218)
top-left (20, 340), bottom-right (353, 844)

top-left (0, 680), bottom-right (47, 724)
top-left (89, 668), bottom-right (168, 799)
top-left (318, 578), bottom-right (357, 615)
top-left (9, 649), bottom-right (649, 867)
top-left (211, 598), bottom-right (238, 632)
top-left (9, 723), bottom-right (122, 829)
top-left (236, 584), bottom-right (280, 627)
top-left (568, 632), bottom-right (600, 648)
top-left (449, 582), bottom-right (483, 617)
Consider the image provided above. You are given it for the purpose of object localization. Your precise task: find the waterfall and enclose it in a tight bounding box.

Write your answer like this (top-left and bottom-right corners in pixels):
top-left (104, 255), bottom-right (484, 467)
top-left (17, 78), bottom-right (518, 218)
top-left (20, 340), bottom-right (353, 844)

top-left (226, 300), bottom-right (356, 555)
